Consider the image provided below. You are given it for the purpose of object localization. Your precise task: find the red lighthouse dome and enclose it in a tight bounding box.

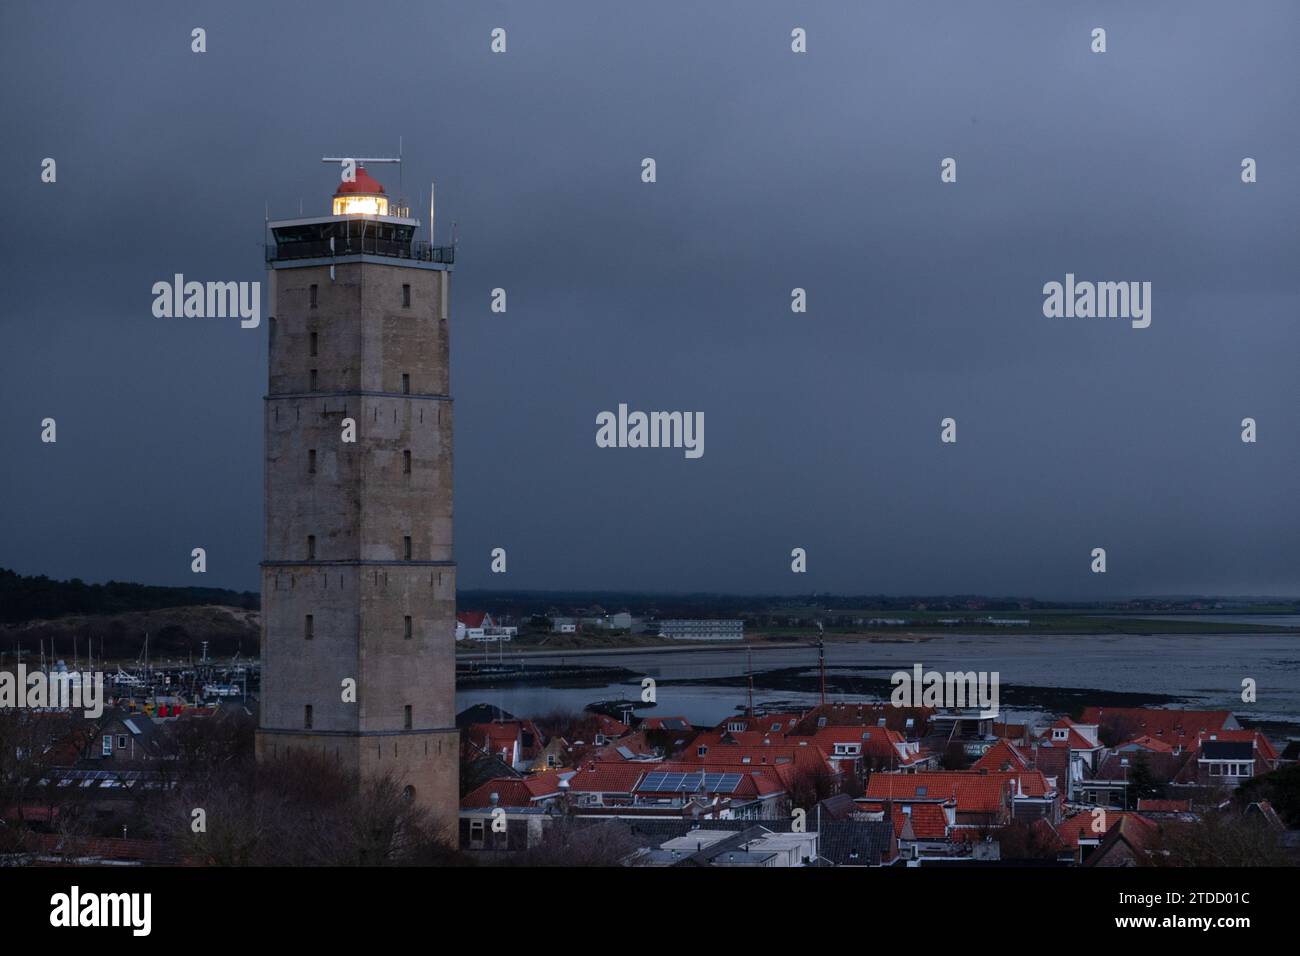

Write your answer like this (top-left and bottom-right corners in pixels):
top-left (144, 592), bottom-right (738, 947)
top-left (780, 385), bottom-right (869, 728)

top-left (334, 166), bottom-right (386, 196)
top-left (332, 166), bottom-right (389, 215)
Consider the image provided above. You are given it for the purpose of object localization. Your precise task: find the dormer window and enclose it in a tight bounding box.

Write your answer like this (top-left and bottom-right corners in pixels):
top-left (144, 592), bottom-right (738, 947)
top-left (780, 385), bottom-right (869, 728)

top-left (697, 746), bottom-right (707, 757)
top-left (1053, 728), bottom-right (1068, 740)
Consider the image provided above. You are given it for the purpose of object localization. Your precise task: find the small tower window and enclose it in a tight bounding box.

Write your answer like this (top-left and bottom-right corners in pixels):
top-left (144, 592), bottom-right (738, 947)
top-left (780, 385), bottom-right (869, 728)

top-left (404, 705), bottom-right (413, 730)
top-left (403, 536), bottom-right (412, 560)
top-left (307, 535), bottom-right (316, 559)
top-left (310, 331), bottom-right (318, 356)
top-left (403, 449), bottom-right (411, 474)
top-left (401, 373), bottom-right (410, 394)
top-left (305, 614), bottom-right (314, 640)
top-left (404, 615), bottom-right (413, 640)
top-left (308, 449), bottom-right (317, 474)
top-left (310, 369), bottom-right (318, 391)
top-left (402, 284), bottom-right (411, 308)
top-left (310, 284), bottom-right (318, 309)
top-left (304, 705), bottom-right (313, 729)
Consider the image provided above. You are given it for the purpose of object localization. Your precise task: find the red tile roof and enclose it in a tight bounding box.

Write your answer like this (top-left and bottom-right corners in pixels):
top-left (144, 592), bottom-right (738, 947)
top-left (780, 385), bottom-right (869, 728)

top-left (1136, 799), bottom-right (1191, 813)
top-left (715, 714), bottom-right (803, 735)
top-left (1082, 812), bottom-right (1162, 864)
top-left (795, 703), bottom-right (934, 737)
top-left (1192, 729), bottom-right (1278, 762)
top-left (1042, 718), bottom-right (1102, 751)
top-left (593, 714), bottom-right (630, 737)
top-left (1079, 707), bottom-right (1234, 745)
top-left (805, 726), bottom-right (920, 766)
top-left (858, 801), bottom-right (951, 840)
top-left (461, 770), bottom-right (565, 808)
top-left (992, 722), bottom-right (1029, 741)
top-left (678, 740), bottom-right (835, 776)
top-left (864, 770), bottom-right (1052, 814)
top-left (467, 719), bottom-right (546, 762)
top-left (639, 716), bottom-right (692, 731)
top-left (972, 740), bottom-right (1030, 772)
top-left (584, 730), bottom-right (657, 761)
top-left (564, 762), bottom-right (647, 795)
top-left (24, 833), bottom-right (177, 864)
top-left (1057, 809), bottom-right (1157, 847)
top-left (563, 760), bottom-right (798, 803)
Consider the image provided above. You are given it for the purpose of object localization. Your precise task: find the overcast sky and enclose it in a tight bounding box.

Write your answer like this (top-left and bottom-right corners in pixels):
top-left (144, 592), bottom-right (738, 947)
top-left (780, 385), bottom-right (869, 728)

top-left (1, 1), bottom-right (1297, 599)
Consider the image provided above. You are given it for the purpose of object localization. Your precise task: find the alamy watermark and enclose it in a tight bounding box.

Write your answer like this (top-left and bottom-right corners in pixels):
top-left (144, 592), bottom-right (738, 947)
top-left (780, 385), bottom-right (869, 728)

top-left (596, 404), bottom-right (704, 459)
top-left (0, 666), bottom-right (104, 718)
top-left (152, 274), bottom-right (261, 328)
top-left (50, 886), bottom-right (151, 936)
top-left (1042, 273), bottom-right (1151, 329)
top-left (890, 663), bottom-right (999, 719)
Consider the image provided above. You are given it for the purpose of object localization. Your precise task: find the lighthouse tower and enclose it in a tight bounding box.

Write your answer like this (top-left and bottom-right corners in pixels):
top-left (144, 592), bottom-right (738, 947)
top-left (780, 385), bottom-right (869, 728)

top-left (256, 164), bottom-right (459, 837)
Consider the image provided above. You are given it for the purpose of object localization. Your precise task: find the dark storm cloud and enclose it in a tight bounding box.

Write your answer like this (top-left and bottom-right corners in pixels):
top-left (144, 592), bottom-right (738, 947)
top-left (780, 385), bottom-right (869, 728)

top-left (1, 1), bottom-right (1297, 598)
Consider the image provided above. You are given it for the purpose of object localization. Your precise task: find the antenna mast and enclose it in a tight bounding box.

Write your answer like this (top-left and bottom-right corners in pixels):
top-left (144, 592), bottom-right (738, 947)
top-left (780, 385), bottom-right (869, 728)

top-left (746, 647), bottom-right (753, 718)
top-left (816, 622), bottom-right (826, 707)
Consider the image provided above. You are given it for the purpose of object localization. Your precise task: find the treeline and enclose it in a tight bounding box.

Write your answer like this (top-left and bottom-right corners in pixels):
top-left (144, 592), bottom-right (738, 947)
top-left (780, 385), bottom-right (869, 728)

top-left (0, 569), bottom-right (259, 624)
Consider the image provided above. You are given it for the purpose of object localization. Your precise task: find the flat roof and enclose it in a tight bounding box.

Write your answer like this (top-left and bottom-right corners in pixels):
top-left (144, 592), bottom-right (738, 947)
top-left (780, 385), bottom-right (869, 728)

top-left (268, 214), bottom-right (420, 229)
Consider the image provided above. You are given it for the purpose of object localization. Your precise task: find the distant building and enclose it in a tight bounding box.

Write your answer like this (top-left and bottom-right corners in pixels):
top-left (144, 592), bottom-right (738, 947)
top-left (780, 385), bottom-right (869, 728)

top-left (466, 719), bottom-right (547, 771)
top-left (657, 619), bottom-right (744, 641)
top-left (95, 712), bottom-right (164, 765)
top-left (456, 611), bottom-right (516, 642)
top-left (459, 806), bottom-right (556, 853)
top-left (458, 610), bottom-right (494, 630)
top-left (645, 826), bottom-right (819, 867)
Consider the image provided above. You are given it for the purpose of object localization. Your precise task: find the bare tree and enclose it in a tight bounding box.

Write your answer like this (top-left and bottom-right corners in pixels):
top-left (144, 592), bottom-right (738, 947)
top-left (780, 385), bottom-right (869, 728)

top-left (495, 819), bottom-right (646, 867)
top-left (1152, 812), bottom-right (1290, 867)
top-left (151, 749), bottom-right (459, 866)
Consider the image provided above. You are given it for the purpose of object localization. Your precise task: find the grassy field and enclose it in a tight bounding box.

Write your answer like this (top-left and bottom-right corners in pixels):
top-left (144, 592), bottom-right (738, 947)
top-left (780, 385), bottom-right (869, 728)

top-left (755, 616), bottom-right (1299, 639)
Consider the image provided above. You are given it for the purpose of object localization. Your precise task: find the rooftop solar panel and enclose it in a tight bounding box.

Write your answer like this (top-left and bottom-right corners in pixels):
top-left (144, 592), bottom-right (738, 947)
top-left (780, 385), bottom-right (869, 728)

top-left (636, 770), bottom-right (745, 794)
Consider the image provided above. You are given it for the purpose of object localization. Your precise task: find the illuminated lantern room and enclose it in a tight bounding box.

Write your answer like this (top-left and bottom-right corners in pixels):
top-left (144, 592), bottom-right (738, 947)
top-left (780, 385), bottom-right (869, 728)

top-left (332, 166), bottom-right (389, 216)
top-left (265, 160), bottom-right (455, 265)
